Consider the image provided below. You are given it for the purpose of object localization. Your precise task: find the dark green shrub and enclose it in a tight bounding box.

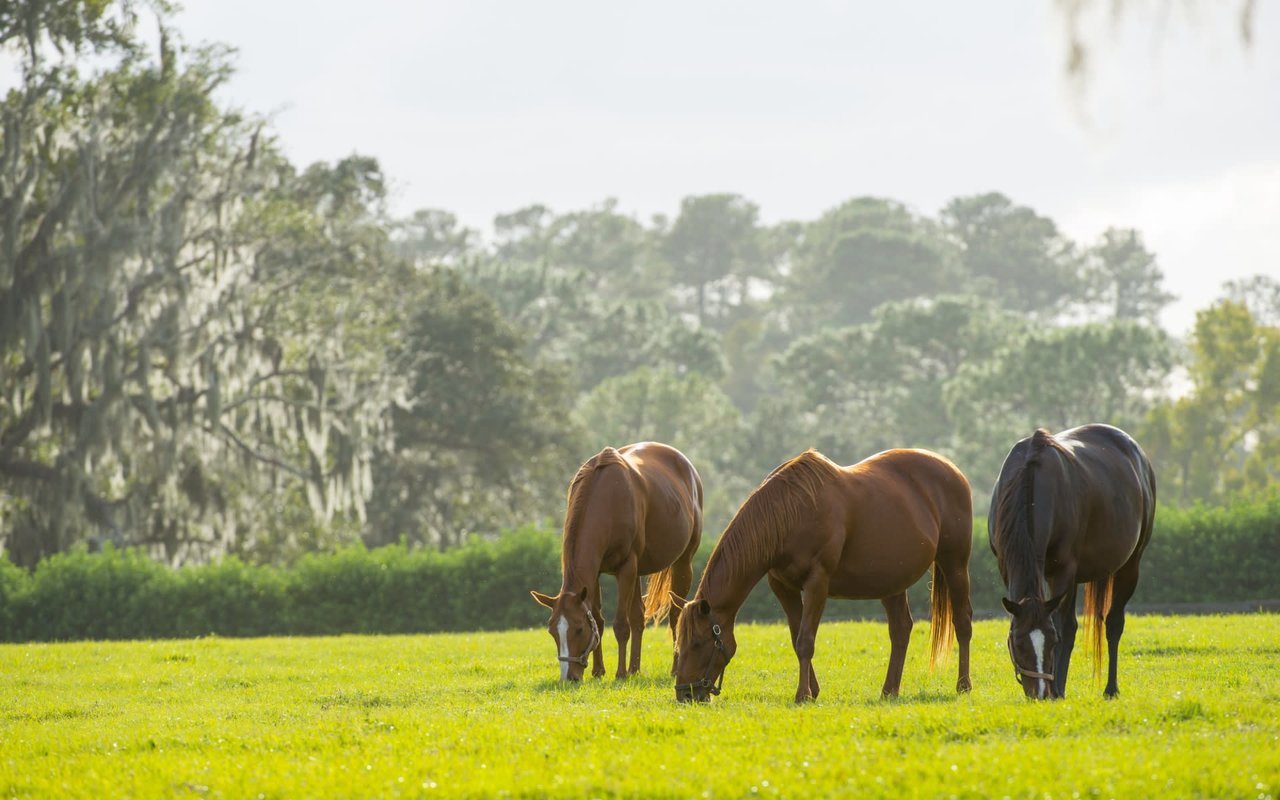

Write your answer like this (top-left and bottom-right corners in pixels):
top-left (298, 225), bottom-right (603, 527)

top-left (1, 495), bottom-right (1276, 643)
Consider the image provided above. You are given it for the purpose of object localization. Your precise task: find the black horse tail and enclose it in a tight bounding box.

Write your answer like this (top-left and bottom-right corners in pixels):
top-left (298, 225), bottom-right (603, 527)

top-left (1083, 576), bottom-right (1114, 681)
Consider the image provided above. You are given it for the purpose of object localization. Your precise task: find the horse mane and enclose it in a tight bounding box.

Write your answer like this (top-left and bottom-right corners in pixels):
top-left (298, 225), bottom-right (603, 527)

top-left (702, 450), bottom-right (841, 586)
top-left (993, 429), bottom-right (1070, 598)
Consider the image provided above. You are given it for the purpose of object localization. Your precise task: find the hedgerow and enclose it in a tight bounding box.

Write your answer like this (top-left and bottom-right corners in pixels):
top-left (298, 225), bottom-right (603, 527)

top-left (1, 497), bottom-right (1276, 642)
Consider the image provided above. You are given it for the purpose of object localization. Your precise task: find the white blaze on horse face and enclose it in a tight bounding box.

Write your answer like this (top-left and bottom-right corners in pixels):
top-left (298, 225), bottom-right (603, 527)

top-left (557, 614), bottom-right (570, 681)
top-left (1029, 629), bottom-right (1047, 699)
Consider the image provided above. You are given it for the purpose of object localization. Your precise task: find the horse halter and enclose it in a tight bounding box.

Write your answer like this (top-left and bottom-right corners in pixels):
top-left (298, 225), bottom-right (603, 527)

top-left (1006, 633), bottom-right (1055, 685)
top-left (558, 604), bottom-right (601, 668)
top-left (675, 614), bottom-right (727, 699)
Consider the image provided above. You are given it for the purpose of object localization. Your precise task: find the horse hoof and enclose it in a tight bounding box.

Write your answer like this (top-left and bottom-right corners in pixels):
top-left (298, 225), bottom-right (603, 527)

top-left (957, 678), bottom-right (972, 694)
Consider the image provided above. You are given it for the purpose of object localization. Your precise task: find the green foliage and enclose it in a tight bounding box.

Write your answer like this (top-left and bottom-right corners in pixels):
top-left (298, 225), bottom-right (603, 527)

top-left (3, 497), bottom-right (1278, 643)
top-left (5, 0), bottom-right (1273, 574)
top-left (784, 197), bottom-right (959, 333)
top-left (2, 616), bottom-right (1278, 797)
top-left (942, 192), bottom-right (1080, 315)
top-left (1142, 300), bottom-right (1280, 503)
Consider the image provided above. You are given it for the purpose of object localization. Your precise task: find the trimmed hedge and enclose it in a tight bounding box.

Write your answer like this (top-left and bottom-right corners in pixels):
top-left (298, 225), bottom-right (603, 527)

top-left (1, 498), bottom-right (1277, 643)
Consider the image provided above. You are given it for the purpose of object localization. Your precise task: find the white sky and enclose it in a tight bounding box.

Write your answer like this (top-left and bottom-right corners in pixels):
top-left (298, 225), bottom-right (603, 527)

top-left (37, 3), bottom-right (1280, 333)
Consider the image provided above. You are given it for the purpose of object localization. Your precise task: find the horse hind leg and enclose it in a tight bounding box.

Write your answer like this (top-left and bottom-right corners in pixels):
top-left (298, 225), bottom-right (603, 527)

top-left (880, 592), bottom-right (913, 699)
top-left (768, 574), bottom-right (818, 700)
top-left (1104, 559), bottom-right (1142, 698)
top-left (934, 552), bottom-right (974, 694)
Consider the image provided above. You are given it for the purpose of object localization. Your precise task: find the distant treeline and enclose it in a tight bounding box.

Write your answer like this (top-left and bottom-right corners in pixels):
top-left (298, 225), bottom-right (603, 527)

top-left (3, 496), bottom-right (1275, 643)
top-left (5, 0), bottom-right (1280, 571)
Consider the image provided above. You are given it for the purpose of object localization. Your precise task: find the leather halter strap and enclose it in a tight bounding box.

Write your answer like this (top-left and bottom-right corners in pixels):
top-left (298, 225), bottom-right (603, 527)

top-left (558, 603), bottom-right (601, 667)
top-left (1007, 634), bottom-right (1055, 683)
top-left (675, 613), bottom-right (727, 698)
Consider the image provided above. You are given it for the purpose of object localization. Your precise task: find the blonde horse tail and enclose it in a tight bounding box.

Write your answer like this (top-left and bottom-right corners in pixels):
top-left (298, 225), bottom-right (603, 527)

top-left (643, 565), bottom-right (675, 626)
top-left (929, 561), bottom-right (955, 670)
top-left (1083, 576), bottom-right (1114, 682)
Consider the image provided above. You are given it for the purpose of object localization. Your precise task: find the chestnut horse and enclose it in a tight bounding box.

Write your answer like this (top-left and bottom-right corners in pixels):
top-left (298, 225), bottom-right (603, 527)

top-left (989, 424), bottom-right (1155, 700)
top-left (671, 448), bottom-right (973, 703)
top-left (531, 442), bottom-right (703, 681)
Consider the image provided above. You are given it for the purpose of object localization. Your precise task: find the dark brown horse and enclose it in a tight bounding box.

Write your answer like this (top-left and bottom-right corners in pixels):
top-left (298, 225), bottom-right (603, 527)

top-left (989, 424), bottom-right (1156, 700)
top-left (671, 448), bottom-right (973, 703)
top-left (531, 442), bottom-right (703, 681)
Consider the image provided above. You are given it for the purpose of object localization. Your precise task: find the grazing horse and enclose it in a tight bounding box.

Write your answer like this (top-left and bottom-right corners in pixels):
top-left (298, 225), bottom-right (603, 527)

top-left (531, 442), bottom-right (703, 681)
top-left (989, 424), bottom-right (1156, 700)
top-left (671, 448), bottom-right (974, 704)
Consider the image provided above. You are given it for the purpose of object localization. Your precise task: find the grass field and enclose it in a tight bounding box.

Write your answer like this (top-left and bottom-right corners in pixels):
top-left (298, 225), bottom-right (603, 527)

top-left (2, 614), bottom-right (1278, 799)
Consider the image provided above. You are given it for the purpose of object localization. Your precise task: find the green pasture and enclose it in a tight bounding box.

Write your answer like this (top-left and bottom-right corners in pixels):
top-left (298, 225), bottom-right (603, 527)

top-left (2, 614), bottom-right (1277, 799)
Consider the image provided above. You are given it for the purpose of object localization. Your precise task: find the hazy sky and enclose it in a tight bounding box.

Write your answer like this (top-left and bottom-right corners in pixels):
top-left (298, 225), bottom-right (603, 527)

top-left (168, 2), bottom-right (1277, 332)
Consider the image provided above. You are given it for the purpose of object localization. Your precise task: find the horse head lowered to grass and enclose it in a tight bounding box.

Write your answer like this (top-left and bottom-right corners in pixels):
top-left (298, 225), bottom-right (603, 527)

top-left (671, 447), bottom-right (975, 704)
top-left (989, 424), bottom-right (1156, 700)
top-left (531, 442), bottom-right (702, 681)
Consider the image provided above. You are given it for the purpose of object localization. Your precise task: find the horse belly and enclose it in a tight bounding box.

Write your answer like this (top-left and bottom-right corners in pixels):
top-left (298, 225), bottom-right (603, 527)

top-left (827, 537), bottom-right (935, 600)
top-left (635, 521), bottom-right (693, 575)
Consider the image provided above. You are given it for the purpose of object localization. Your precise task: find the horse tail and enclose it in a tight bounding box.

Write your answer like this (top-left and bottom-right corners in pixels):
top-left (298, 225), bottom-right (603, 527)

top-left (928, 561), bottom-right (954, 670)
top-left (1083, 576), bottom-right (1114, 681)
top-left (643, 565), bottom-right (675, 625)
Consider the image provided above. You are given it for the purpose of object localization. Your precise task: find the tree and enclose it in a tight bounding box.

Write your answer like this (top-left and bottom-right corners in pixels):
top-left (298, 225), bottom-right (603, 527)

top-left (393, 209), bottom-right (478, 266)
top-left (0, 5), bottom-right (402, 565)
top-left (1082, 228), bottom-right (1175, 323)
top-left (661, 194), bottom-right (770, 328)
top-left (1223, 275), bottom-right (1280, 327)
top-left (1141, 300), bottom-right (1280, 504)
top-left (365, 269), bottom-right (579, 550)
top-left (783, 197), bottom-right (959, 333)
top-left (768, 295), bottom-right (1027, 468)
top-left (942, 192), bottom-right (1082, 317)
top-left (945, 321), bottom-right (1174, 489)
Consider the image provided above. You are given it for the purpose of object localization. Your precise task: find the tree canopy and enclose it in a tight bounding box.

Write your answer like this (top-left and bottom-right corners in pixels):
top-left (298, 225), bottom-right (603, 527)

top-left (1, 0), bottom-right (1270, 565)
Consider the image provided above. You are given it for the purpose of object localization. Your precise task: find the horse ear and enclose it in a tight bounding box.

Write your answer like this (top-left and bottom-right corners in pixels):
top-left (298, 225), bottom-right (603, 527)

top-left (1044, 592), bottom-right (1068, 614)
top-left (697, 598), bottom-right (711, 616)
top-left (530, 590), bottom-right (557, 609)
top-left (1001, 597), bottom-right (1019, 616)
top-left (576, 585), bottom-right (589, 604)
top-left (668, 592), bottom-right (688, 610)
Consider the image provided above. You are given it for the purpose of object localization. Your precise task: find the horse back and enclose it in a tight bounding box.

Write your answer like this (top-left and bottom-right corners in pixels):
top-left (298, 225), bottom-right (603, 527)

top-left (1052, 425), bottom-right (1156, 579)
top-left (847, 449), bottom-right (973, 530)
top-left (821, 449), bottom-right (972, 599)
top-left (618, 442), bottom-right (703, 572)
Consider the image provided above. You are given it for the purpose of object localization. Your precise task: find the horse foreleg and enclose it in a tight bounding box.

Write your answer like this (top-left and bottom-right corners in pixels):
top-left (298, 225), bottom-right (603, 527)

top-left (769, 574), bottom-right (818, 700)
top-left (668, 553), bottom-right (696, 676)
top-left (613, 558), bottom-right (639, 680)
top-left (1052, 582), bottom-right (1079, 699)
top-left (880, 592), bottom-right (913, 699)
top-left (590, 581), bottom-right (607, 679)
top-left (793, 576), bottom-right (829, 704)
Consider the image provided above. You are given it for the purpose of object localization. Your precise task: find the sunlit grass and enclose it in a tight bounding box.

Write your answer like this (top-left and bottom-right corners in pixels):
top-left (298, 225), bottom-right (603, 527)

top-left (2, 614), bottom-right (1277, 798)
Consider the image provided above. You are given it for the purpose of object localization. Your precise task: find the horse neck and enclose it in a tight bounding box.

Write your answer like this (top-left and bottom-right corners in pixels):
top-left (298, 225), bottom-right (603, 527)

top-left (560, 466), bottom-right (632, 592)
top-left (697, 528), bottom-right (770, 625)
top-left (1003, 456), bottom-right (1063, 602)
